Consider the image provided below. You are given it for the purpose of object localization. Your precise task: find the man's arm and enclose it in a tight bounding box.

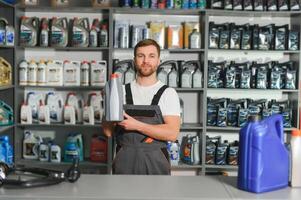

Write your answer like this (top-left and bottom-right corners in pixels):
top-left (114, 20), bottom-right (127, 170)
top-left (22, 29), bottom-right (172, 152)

top-left (102, 121), bottom-right (116, 138)
top-left (118, 113), bottom-right (180, 142)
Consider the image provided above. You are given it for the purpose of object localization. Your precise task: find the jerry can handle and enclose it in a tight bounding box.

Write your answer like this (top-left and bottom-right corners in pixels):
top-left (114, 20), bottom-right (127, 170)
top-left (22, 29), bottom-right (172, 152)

top-left (271, 114), bottom-right (284, 143)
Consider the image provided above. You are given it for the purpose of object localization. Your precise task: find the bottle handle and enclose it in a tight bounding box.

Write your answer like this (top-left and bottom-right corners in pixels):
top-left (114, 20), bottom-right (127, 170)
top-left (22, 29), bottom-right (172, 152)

top-left (272, 114), bottom-right (284, 142)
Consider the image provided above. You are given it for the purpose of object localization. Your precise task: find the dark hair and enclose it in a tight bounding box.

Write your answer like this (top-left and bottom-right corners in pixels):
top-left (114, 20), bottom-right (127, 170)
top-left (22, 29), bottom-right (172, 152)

top-left (134, 39), bottom-right (161, 57)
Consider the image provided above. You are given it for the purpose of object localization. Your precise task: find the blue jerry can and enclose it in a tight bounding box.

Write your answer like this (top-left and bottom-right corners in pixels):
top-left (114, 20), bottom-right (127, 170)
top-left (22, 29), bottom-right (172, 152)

top-left (237, 114), bottom-right (289, 193)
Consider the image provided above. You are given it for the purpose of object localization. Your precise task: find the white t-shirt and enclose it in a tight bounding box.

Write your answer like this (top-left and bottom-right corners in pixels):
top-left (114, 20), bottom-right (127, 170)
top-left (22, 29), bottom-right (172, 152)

top-left (122, 80), bottom-right (180, 117)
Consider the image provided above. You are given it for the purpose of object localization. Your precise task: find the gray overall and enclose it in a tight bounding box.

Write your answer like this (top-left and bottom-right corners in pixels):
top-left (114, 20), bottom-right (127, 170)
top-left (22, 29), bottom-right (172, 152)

top-left (113, 83), bottom-right (170, 175)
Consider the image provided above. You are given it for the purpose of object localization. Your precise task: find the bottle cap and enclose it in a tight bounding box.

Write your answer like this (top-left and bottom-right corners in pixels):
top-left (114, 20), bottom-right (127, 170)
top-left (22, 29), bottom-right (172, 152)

top-left (292, 129), bottom-right (301, 137)
top-left (111, 73), bottom-right (119, 79)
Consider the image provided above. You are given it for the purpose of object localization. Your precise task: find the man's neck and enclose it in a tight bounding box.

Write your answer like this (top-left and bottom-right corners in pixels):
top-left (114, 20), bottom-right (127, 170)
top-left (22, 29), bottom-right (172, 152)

top-left (136, 75), bottom-right (158, 86)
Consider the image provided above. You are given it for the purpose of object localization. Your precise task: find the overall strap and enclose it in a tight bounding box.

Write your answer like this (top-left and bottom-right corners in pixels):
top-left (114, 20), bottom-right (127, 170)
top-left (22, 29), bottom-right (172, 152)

top-left (125, 83), bottom-right (133, 105)
top-left (151, 85), bottom-right (168, 105)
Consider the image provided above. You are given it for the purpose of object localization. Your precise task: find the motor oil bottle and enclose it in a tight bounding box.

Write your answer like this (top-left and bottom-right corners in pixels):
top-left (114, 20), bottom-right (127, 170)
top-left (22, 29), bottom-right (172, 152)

top-left (64, 133), bottom-right (83, 162)
top-left (20, 101), bottom-right (32, 124)
top-left (105, 73), bottom-right (123, 121)
top-left (80, 61), bottom-right (90, 86)
top-left (46, 92), bottom-right (64, 123)
top-left (38, 100), bottom-right (50, 124)
top-left (99, 24), bottom-right (108, 47)
top-left (20, 16), bottom-right (39, 46)
top-left (19, 60), bottom-right (29, 86)
top-left (206, 136), bottom-right (219, 165)
top-left (167, 140), bottom-right (180, 166)
top-left (50, 17), bottom-right (68, 47)
top-left (27, 60), bottom-right (37, 86)
top-left (90, 135), bottom-right (107, 162)
top-left (0, 18), bottom-right (7, 45)
top-left (192, 64), bottom-right (203, 88)
top-left (64, 104), bottom-right (76, 125)
top-left (238, 114), bottom-right (289, 193)
top-left (66, 92), bottom-right (83, 123)
top-left (73, 134), bottom-right (83, 161)
top-left (50, 143), bottom-right (61, 163)
top-left (89, 25), bottom-right (98, 47)
top-left (88, 92), bottom-right (103, 124)
top-left (189, 29), bottom-right (201, 49)
top-left (90, 60), bottom-right (107, 86)
top-left (157, 67), bottom-right (168, 85)
top-left (124, 65), bottom-right (135, 84)
top-left (26, 92), bottom-right (43, 123)
top-left (181, 67), bottom-right (193, 88)
top-left (23, 131), bottom-right (40, 159)
top-left (290, 129), bottom-right (301, 187)
top-left (37, 59), bottom-right (47, 86)
top-left (179, 98), bottom-right (184, 124)
top-left (168, 65), bottom-right (179, 88)
top-left (191, 136), bottom-right (200, 165)
top-left (0, 57), bottom-right (12, 86)
top-left (227, 140), bottom-right (239, 165)
top-left (0, 100), bottom-right (13, 126)
top-left (114, 59), bottom-right (134, 84)
top-left (5, 25), bottom-right (15, 46)
top-left (39, 141), bottom-right (49, 162)
top-left (63, 60), bottom-right (80, 86)
top-left (72, 17), bottom-right (89, 47)
top-left (46, 60), bottom-right (63, 86)
top-left (83, 104), bottom-right (94, 125)
top-left (39, 18), bottom-right (49, 47)
top-left (0, 136), bottom-right (13, 166)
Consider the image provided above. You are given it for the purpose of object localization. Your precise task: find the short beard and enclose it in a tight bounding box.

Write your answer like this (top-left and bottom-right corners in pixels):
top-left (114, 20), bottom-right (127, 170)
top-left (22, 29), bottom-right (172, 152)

top-left (136, 66), bottom-right (156, 77)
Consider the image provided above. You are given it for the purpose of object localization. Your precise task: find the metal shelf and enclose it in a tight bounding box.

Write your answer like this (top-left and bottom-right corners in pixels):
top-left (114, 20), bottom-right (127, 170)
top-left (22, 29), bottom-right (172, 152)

top-left (171, 162), bottom-right (202, 169)
top-left (205, 164), bottom-right (238, 170)
top-left (0, 45), bottom-right (14, 49)
top-left (113, 48), bottom-right (204, 53)
top-left (208, 49), bottom-right (300, 54)
top-left (207, 88), bottom-right (299, 93)
top-left (112, 7), bottom-right (203, 15)
top-left (16, 5), bottom-right (110, 13)
top-left (16, 159), bottom-right (108, 168)
top-left (17, 124), bottom-right (101, 128)
top-left (181, 123), bottom-right (203, 130)
top-left (0, 0), bottom-right (14, 8)
top-left (0, 85), bottom-right (14, 91)
top-left (0, 125), bottom-right (14, 133)
top-left (18, 85), bottom-right (104, 90)
top-left (206, 126), bottom-right (296, 132)
top-left (17, 46), bottom-right (109, 51)
top-left (206, 9), bottom-right (301, 17)
top-left (175, 88), bottom-right (203, 92)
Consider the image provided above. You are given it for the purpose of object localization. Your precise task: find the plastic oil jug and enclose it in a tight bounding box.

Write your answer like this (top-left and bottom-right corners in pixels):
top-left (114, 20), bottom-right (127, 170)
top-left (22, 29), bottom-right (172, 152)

top-left (105, 73), bottom-right (124, 122)
top-left (27, 60), bottom-right (37, 86)
top-left (0, 136), bottom-right (13, 166)
top-left (47, 60), bottom-right (63, 86)
top-left (50, 17), bottom-right (68, 47)
top-left (39, 142), bottom-right (49, 162)
top-left (191, 136), bottom-right (200, 165)
top-left (0, 18), bottom-right (7, 45)
top-left (83, 104), bottom-right (94, 125)
top-left (63, 60), bottom-right (80, 86)
top-left (124, 63), bottom-right (135, 84)
top-left (38, 100), bottom-right (50, 124)
top-left (113, 59), bottom-right (134, 84)
top-left (192, 62), bottom-right (203, 88)
top-left (64, 133), bottom-right (83, 162)
top-left (37, 59), bottom-right (47, 86)
top-left (88, 93), bottom-right (103, 124)
top-left (19, 60), bottom-right (28, 86)
top-left (20, 16), bottom-right (39, 46)
top-left (167, 141), bottom-right (180, 166)
top-left (0, 57), bottom-right (12, 86)
top-left (0, 100), bottom-right (13, 126)
top-left (64, 104), bottom-right (76, 125)
top-left (290, 129), bottom-right (301, 187)
top-left (46, 92), bottom-right (63, 123)
top-left (40, 23), bottom-right (49, 47)
top-left (168, 65), bottom-right (179, 88)
top-left (99, 24), bottom-right (108, 47)
top-left (5, 25), bottom-right (15, 46)
top-left (26, 92), bottom-right (43, 123)
top-left (23, 131), bottom-right (40, 159)
top-left (66, 92), bottom-right (83, 123)
top-left (50, 143), bottom-right (61, 163)
top-left (80, 61), bottom-right (90, 86)
top-left (89, 26), bottom-right (98, 47)
top-left (90, 135), bottom-right (107, 162)
top-left (90, 60), bottom-right (107, 86)
top-left (72, 17), bottom-right (89, 47)
top-left (20, 101), bottom-right (32, 124)
top-left (237, 114), bottom-right (289, 193)
top-left (157, 67), bottom-right (168, 85)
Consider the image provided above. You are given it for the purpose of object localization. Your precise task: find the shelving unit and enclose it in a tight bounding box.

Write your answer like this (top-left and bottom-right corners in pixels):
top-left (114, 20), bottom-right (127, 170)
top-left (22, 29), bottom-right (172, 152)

top-left (2, 0), bottom-right (300, 175)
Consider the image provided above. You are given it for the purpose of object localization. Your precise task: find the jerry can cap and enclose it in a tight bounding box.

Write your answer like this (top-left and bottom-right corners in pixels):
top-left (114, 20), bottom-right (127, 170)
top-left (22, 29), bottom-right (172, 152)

top-left (111, 73), bottom-right (119, 79)
top-left (292, 129), bottom-right (301, 136)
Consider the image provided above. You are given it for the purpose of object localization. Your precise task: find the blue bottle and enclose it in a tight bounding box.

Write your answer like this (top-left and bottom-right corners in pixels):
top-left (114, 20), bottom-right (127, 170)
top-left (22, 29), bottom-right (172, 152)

top-left (237, 114), bottom-right (289, 193)
top-left (0, 136), bottom-right (13, 166)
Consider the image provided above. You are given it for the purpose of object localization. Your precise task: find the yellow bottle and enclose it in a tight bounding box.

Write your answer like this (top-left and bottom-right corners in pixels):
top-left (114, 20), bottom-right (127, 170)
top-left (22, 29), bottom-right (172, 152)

top-left (0, 57), bottom-right (12, 86)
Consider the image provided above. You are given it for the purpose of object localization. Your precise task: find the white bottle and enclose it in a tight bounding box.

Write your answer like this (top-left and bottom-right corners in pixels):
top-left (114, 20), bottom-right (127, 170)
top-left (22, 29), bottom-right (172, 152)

top-left (157, 68), bottom-right (168, 85)
top-left (38, 100), bottom-right (50, 124)
top-left (192, 67), bottom-right (203, 88)
top-left (37, 59), bottom-right (47, 86)
top-left (191, 136), bottom-right (200, 165)
top-left (64, 104), bottom-right (76, 125)
top-left (89, 26), bottom-right (98, 47)
top-left (5, 25), bottom-right (15, 46)
top-left (46, 92), bottom-right (64, 123)
top-left (50, 144), bottom-right (61, 163)
top-left (47, 60), bottom-right (63, 86)
top-left (27, 60), bottom-right (38, 86)
top-left (168, 67), bottom-right (178, 88)
top-left (89, 92), bottom-right (103, 123)
top-left (169, 141), bottom-right (180, 166)
top-left (106, 73), bottom-right (123, 121)
top-left (23, 131), bottom-right (39, 159)
top-left (39, 142), bottom-right (49, 162)
top-left (20, 102), bottom-right (32, 124)
top-left (80, 61), bottom-right (90, 86)
top-left (66, 93), bottom-right (83, 123)
top-left (124, 66), bottom-right (135, 84)
top-left (83, 104), bottom-right (94, 125)
top-left (291, 129), bottom-right (301, 187)
top-left (40, 24), bottom-right (49, 47)
top-left (64, 60), bottom-right (80, 86)
top-left (90, 60), bottom-right (107, 86)
top-left (19, 60), bottom-right (29, 86)
top-left (189, 29), bottom-right (201, 49)
top-left (114, 67), bottom-right (125, 84)
top-left (181, 68), bottom-right (193, 88)
top-left (26, 92), bottom-right (43, 123)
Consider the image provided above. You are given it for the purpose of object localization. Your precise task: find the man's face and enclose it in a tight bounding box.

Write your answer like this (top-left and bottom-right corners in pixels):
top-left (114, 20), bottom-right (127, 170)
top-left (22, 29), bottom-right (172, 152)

top-left (134, 45), bottom-right (160, 77)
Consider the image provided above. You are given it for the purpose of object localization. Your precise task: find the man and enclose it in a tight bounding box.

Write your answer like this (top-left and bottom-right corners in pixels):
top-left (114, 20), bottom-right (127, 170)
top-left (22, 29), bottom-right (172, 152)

top-left (103, 39), bottom-right (181, 175)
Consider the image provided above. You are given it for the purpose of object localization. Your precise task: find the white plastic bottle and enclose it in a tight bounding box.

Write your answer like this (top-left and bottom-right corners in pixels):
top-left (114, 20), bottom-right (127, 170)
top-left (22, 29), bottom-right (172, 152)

top-left (168, 66), bottom-right (178, 88)
top-left (50, 144), bottom-right (61, 163)
top-left (47, 60), bottom-right (63, 86)
top-left (39, 142), bottom-right (49, 162)
top-left (291, 129), bottom-right (301, 187)
top-left (46, 92), bottom-right (64, 123)
top-left (80, 61), bottom-right (90, 86)
top-left (19, 60), bottom-right (29, 86)
top-left (37, 59), bottom-right (47, 86)
top-left (124, 66), bottom-right (135, 84)
top-left (64, 104), bottom-right (76, 125)
top-left (20, 101), bottom-right (32, 124)
top-left (83, 104), bottom-right (94, 125)
top-left (90, 60), bottom-right (107, 86)
top-left (192, 67), bottom-right (203, 88)
top-left (64, 60), bottom-right (80, 86)
top-left (38, 100), bottom-right (50, 124)
top-left (27, 60), bottom-right (38, 86)
top-left (181, 67), bottom-right (193, 88)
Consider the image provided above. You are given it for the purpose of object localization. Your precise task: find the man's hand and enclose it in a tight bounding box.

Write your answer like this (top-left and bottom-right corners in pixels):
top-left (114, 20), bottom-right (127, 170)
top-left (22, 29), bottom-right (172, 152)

top-left (118, 113), bottom-right (142, 131)
top-left (102, 121), bottom-right (117, 137)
